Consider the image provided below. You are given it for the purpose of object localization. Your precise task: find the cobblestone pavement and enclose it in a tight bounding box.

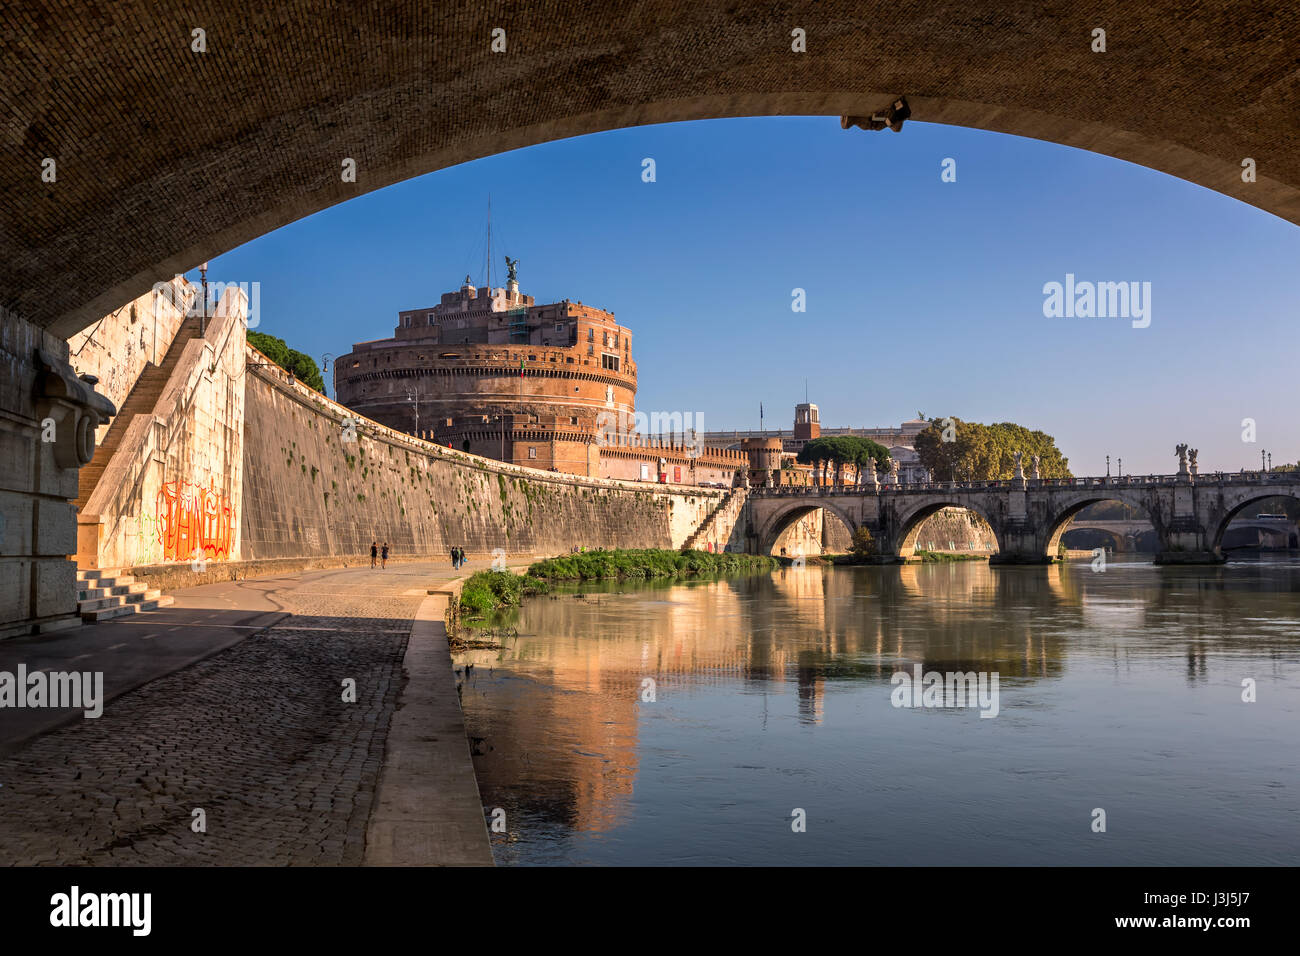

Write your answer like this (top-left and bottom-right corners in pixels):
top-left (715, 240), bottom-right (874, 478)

top-left (0, 565), bottom-right (446, 865)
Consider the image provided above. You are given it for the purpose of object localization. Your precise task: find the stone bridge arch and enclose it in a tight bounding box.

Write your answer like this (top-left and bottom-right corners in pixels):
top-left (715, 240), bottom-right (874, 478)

top-left (1040, 491), bottom-right (1161, 559)
top-left (3, 4), bottom-right (1298, 337)
top-left (1205, 488), bottom-right (1300, 553)
top-left (755, 499), bottom-right (860, 556)
top-left (887, 496), bottom-right (1002, 560)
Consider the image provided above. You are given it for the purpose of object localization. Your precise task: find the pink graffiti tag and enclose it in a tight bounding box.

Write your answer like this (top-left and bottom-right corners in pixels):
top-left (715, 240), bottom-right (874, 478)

top-left (156, 480), bottom-right (233, 562)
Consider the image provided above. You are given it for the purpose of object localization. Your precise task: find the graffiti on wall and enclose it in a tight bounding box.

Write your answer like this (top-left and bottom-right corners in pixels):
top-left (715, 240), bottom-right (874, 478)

top-left (156, 480), bottom-right (234, 562)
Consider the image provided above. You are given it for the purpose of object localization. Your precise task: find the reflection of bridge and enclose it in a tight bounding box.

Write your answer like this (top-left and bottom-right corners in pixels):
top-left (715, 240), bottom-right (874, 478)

top-left (744, 472), bottom-right (1300, 564)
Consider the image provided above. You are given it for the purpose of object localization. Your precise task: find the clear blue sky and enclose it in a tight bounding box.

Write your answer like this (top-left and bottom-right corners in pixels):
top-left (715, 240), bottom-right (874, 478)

top-left (200, 117), bottom-right (1300, 476)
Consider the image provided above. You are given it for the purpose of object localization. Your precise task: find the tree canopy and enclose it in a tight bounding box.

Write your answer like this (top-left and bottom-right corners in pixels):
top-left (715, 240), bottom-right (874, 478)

top-left (247, 331), bottom-right (326, 393)
top-left (796, 435), bottom-right (891, 484)
top-left (913, 417), bottom-right (1072, 481)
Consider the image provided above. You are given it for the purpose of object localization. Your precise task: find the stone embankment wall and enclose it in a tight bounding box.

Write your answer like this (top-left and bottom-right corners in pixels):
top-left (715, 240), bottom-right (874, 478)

top-left (238, 362), bottom-right (724, 565)
top-left (913, 507), bottom-right (998, 553)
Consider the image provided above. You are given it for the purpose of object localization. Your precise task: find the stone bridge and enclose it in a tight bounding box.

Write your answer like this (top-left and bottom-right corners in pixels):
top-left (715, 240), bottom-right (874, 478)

top-left (745, 472), bottom-right (1300, 563)
top-left (1066, 516), bottom-right (1298, 552)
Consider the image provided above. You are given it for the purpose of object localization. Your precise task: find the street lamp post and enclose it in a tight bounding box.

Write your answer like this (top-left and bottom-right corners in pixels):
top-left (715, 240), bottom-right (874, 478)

top-left (404, 385), bottom-right (419, 438)
top-left (1118, 457), bottom-right (1123, 478)
top-left (1106, 455), bottom-right (1110, 478)
top-left (199, 261), bottom-right (209, 337)
top-left (321, 353), bottom-right (333, 400)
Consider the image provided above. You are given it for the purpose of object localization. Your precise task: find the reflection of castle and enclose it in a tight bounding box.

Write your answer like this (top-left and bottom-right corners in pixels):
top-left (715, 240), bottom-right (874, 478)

top-left (460, 570), bottom-right (1072, 841)
top-left (704, 403), bottom-right (931, 484)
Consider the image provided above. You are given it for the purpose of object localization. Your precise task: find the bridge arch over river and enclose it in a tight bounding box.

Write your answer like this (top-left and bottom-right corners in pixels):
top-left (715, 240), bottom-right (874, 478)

top-left (746, 474), bottom-right (1300, 564)
top-left (3, 3), bottom-right (1298, 632)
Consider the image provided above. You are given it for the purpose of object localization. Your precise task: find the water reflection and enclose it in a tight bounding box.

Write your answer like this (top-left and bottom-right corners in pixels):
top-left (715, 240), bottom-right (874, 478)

top-left (455, 557), bottom-right (1300, 865)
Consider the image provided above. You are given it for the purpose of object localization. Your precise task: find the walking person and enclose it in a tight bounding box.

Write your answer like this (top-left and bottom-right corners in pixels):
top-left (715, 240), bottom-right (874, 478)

top-left (449, 545), bottom-right (457, 569)
top-left (370, 541), bottom-right (378, 569)
top-left (381, 542), bottom-right (389, 569)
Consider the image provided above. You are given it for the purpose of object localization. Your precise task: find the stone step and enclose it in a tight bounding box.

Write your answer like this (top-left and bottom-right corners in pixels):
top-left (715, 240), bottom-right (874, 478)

top-left (77, 595), bottom-right (126, 612)
top-left (81, 602), bottom-right (139, 622)
top-left (77, 568), bottom-right (124, 581)
top-left (77, 583), bottom-right (138, 601)
top-left (81, 575), bottom-right (136, 590)
top-left (80, 594), bottom-right (173, 622)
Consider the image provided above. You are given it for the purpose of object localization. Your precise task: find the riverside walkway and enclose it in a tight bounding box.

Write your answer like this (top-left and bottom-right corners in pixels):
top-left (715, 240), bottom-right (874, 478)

top-left (0, 556), bottom-right (523, 866)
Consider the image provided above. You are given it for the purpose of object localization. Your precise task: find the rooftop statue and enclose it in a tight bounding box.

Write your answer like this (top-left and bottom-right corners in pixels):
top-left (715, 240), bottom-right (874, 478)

top-left (505, 256), bottom-right (519, 283)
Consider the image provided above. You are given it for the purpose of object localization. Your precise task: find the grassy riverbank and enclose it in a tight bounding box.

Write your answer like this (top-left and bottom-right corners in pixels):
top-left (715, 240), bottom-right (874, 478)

top-left (527, 548), bottom-right (778, 581)
top-left (911, 550), bottom-right (988, 562)
top-left (458, 569), bottom-right (551, 618)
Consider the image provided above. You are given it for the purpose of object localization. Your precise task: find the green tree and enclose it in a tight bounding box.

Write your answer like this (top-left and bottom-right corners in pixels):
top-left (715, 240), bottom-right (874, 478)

top-left (914, 416), bottom-right (1072, 481)
top-left (247, 331), bottom-right (326, 393)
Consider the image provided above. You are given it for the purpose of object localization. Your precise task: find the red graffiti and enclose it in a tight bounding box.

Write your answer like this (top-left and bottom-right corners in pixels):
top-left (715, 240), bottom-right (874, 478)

top-left (157, 480), bottom-right (233, 562)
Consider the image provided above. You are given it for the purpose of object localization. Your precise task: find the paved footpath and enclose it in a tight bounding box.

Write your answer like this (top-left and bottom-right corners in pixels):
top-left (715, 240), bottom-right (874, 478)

top-left (0, 556), bottom-right (520, 866)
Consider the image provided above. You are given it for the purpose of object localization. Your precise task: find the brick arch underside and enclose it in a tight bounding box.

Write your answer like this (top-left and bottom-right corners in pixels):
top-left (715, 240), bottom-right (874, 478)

top-left (4, 3), bottom-right (1297, 337)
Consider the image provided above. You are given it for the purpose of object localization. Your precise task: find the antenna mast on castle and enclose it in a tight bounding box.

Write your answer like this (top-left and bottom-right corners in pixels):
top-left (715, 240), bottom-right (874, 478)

top-left (484, 195), bottom-right (492, 291)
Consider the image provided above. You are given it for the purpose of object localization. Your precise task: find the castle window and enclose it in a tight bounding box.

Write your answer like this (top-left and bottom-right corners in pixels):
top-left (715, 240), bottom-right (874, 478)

top-left (587, 328), bottom-right (594, 341)
top-left (528, 447), bottom-right (537, 459)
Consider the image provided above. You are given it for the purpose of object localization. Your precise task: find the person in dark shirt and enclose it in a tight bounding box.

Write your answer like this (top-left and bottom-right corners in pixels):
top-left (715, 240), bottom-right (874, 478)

top-left (381, 542), bottom-right (389, 569)
top-left (370, 541), bottom-right (378, 569)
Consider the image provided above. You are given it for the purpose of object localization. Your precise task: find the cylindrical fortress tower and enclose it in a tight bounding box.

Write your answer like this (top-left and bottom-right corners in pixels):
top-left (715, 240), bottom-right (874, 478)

top-left (335, 272), bottom-right (636, 475)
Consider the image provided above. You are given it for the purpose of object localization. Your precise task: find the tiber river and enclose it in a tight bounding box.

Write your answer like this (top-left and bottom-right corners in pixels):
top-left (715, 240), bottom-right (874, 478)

top-left (452, 557), bottom-right (1300, 866)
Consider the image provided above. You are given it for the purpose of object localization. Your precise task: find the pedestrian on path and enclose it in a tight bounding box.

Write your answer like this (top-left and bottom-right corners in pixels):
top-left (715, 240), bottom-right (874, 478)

top-left (381, 542), bottom-right (389, 569)
top-left (370, 541), bottom-right (378, 568)
top-left (449, 545), bottom-right (457, 568)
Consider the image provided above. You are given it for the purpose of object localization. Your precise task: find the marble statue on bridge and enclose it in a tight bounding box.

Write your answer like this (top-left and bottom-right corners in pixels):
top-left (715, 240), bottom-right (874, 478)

top-left (1031, 454), bottom-right (1041, 480)
top-left (1176, 443), bottom-right (1190, 476)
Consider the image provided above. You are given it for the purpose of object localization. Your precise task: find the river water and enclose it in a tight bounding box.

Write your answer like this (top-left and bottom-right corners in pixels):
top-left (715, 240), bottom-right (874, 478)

top-left (453, 558), bottom-right (1300, 866)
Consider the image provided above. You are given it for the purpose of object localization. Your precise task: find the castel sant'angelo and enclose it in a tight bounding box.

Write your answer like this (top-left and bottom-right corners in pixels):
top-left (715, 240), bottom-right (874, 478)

top-left (335, 261), bottom-right (745, 486)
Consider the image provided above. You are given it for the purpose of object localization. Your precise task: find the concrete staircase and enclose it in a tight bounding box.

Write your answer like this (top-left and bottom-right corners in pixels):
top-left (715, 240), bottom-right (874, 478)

top-left (76, 569), bottom-right (174, 622)
top-left (683, 486), bottom-right (749, 552)
top-left (74, 317), bottom-right (203, 512)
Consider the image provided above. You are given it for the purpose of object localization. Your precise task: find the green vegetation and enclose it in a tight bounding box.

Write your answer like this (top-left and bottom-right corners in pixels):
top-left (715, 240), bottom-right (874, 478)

top-left (528, 548), bottom-right (777, 581)
top-left (913, 417), bottom-right (1072, 481)
top-left (247, 331), bottom-right (326, 392)
top-left (848, 526), bottom-right (876, 557)
top-left (458, 570), bottom-right (550, 618)
top-left (912, 550), bottom-right (986, 562)
top-left (796, 435), bottom-right (890, 485)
